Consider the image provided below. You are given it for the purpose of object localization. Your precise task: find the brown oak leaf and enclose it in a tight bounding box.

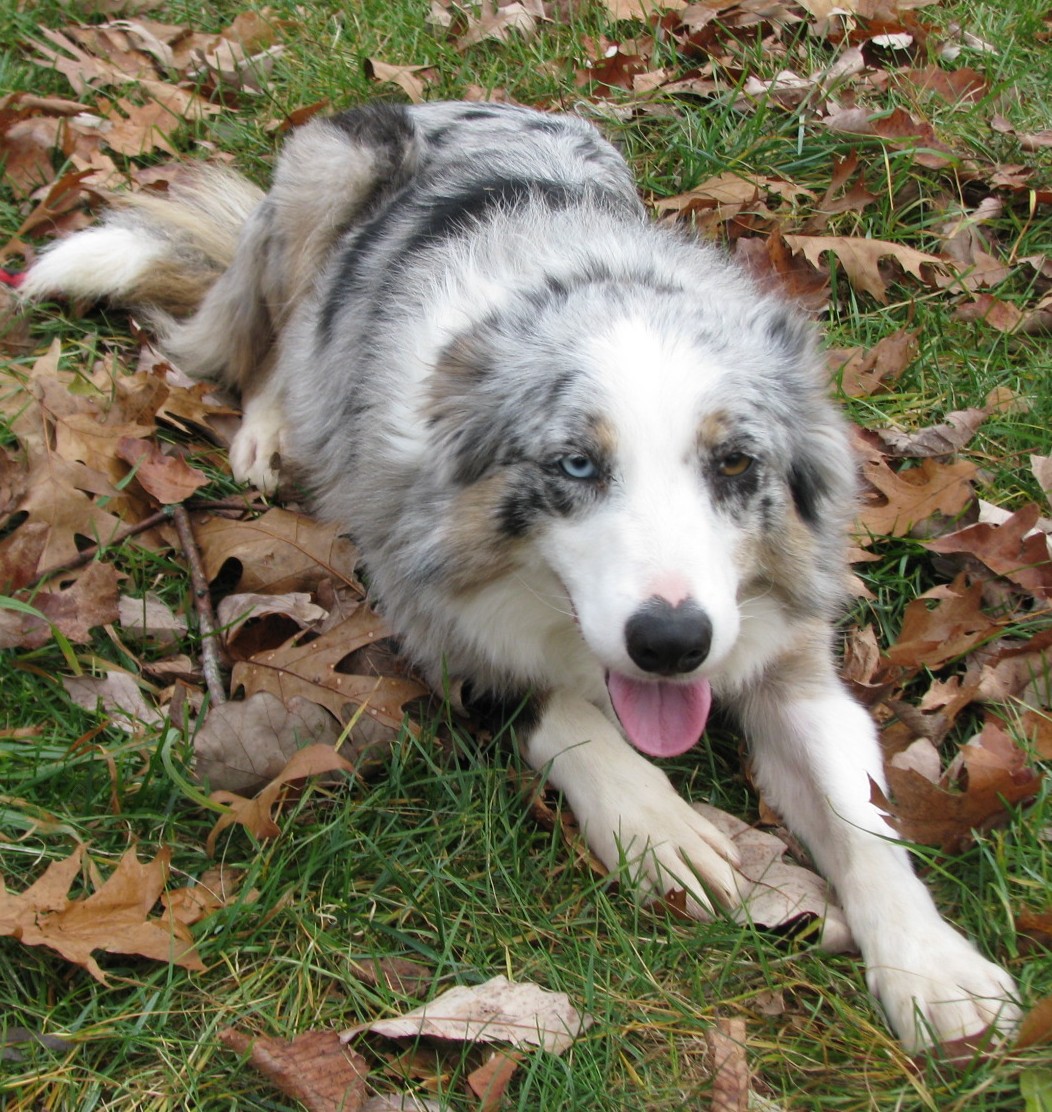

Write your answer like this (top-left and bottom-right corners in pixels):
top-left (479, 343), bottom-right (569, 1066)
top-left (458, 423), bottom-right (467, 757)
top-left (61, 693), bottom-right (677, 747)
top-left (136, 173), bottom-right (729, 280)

top-left (0, 845), bottom-right (203, 983)
top-left (220, 1028), bottom-right (368, 1112)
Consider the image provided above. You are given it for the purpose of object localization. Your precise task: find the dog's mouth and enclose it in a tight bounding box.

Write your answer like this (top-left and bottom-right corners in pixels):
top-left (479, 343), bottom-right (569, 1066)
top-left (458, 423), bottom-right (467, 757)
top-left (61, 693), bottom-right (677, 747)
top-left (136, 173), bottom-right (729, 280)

top-left (606, 671), bottom-right (711, 758)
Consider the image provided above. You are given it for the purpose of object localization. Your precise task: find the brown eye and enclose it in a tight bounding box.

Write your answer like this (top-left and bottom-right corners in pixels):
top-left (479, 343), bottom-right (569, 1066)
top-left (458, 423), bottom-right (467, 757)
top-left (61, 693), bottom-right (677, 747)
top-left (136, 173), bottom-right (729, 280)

top-left (718, 452), bottom-right (753, 477)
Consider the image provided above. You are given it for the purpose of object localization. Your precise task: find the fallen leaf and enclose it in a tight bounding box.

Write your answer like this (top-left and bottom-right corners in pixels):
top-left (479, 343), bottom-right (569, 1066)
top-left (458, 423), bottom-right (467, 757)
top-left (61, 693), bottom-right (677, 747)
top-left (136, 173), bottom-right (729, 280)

top-left (830, 328), bottom-right (918, 397)
top-left (230, 607), bottom-right (429, 740)
top-left (456, 0), bottom-right (546, 49)
top-left (855, 434), bottom-right (977, 542)
top-left (1017, 995), bottom-right (1052, 1050)
top-left (1, 561), bottom-right (122, 649)
top-left (925, 504), bottom-right (1052, 600)
top-left (874, 721), bottom-right (1039, 851)
top-left (194, 691), bottom-right (343, 794)
top-left (220, 1028), bottom-right (368, 1112)
top-left (347, 956), bottom-right (434, 998)
top-left (1031, 456), bottom-right (1052, 509)
top-left (895, 65), bottom-right (987, 103)
top-left (467, 1050), bottom-right (522, 1111)
top-left (872, 407), bottom-right (988, 458)
top-left (216, 590), bottom-right (328, 648)
top-left (356, 975), bottom-right (593, 1054)
top-left (783, 234), bottom-right (950, 303)
top-left (119, 591), bottom-right (188, 650)
top-left (365, 59), bottom-right (435, 103)
top-left (955, 293), bottom-right (1025, 333)
top-left (0, 845), bottom-right (203, 983)
top-left (706, 1017), bottom-right (750, 1112)
top-left (117, 437), bottom-right (209, 504)
top-left (63, 667), bottom-right (163, 733)
top-left (205, 743), bottom-right (356, 854)
top-left (597, 0), bottom-right (686, 17)
top-left (163, 864), bottom-right (255, 926)
top-left (884, 575), bottom-right (1003, 670)
top-left (194, 508), bottom-right (362, 595)
top-left (693, 804), bottom-right (855, 953)
top-left (1017, 908), bottom-right (1052, 946)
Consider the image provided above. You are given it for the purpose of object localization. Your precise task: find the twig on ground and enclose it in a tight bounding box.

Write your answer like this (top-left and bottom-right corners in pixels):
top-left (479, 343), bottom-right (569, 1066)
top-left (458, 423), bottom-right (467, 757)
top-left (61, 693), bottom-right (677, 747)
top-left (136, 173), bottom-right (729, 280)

top-left (172, 504), bottom-right (228, 706)
top-left (28, 508), bottom-right (175, 589)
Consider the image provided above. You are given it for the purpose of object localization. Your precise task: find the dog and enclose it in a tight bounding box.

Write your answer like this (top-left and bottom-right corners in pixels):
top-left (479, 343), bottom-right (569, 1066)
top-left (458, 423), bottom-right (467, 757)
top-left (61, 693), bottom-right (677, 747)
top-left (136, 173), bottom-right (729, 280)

top-left (23, 100), bottom-right (1020, 1051)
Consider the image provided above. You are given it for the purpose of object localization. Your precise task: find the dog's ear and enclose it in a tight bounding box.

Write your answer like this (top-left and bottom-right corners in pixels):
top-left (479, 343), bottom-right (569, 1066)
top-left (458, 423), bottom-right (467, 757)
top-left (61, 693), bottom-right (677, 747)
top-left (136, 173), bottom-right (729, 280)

top-left (428, 331), bottom-right (506, 485)
top-left (789, 415), bottom-right (856, 530)
top-left (762, 309), bottom-right (858, 533)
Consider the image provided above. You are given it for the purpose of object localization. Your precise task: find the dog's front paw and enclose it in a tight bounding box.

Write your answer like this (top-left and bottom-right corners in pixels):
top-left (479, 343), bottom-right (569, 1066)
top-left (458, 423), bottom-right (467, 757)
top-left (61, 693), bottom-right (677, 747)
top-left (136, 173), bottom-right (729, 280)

top-left (867, 924), bottom-right (1020, 1053)
top-left (580, 783), bottom-right (743, 917)
top-left (229, 409), bottom-right (284, 493)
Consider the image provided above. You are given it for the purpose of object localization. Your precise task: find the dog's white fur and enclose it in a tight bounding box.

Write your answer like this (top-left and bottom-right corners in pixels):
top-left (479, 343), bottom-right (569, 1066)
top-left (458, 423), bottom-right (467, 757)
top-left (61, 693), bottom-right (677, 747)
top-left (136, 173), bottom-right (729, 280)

top-left (23, 101), bottom-right (1020, 1051)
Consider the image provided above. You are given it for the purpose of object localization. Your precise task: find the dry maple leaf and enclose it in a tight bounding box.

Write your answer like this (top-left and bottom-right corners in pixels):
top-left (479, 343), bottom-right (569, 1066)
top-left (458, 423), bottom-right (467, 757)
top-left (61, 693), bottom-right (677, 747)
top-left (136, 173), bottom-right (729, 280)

top-left (693, 803), bottom-right (855, 952)
top-left (830, 327), bottom-right (919, 397)
top-left (854, 434), bottom-right (977, 543)
top-left (873, 720), bottom-right (1039, 852)
top-left (455, 0), bottom-right (547, 50)
top-left (220, 1028), bottom-right (368, 1112)
top-left (883, 574), bottom-right (1003, 671)
top-left (468, 1050), bottom-right (522, 1111)
top-left (0, 845), bottom-right (203, 983)
top-left (925, 504), bottom-right (1052, 600)
top-left (782, 234), bottom-right (951, 303)
top-left (163, 864), bottom-right (255, 926)
top-left (365, 59), bottom-right (435, 103)
top-left (63, 668), bottom-right (164, 733)
top-left (195, 691), bottom-right (343, 794)
top-left (871, 407), bottom-right (989, 458)
top-left (1016, 995), bottom-right (1052, 1050)
top-left (116, 435), bottom-right (209, 504)
top-left (119, 590), bottom-right (188, 650)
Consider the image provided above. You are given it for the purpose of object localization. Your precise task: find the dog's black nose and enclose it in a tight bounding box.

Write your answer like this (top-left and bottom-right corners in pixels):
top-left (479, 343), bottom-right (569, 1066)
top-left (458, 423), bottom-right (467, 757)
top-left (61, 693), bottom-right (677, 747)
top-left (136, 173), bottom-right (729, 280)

top-left (624, 598), bottom-right (712, 676)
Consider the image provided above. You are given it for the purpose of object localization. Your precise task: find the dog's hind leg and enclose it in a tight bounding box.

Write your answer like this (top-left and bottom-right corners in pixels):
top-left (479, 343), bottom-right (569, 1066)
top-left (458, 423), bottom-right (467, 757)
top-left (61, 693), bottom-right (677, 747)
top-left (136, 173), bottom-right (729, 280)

top-left (734, 637), bottom-right (1021, 1051)
top-left (522, 690), bottom-right (743, 916)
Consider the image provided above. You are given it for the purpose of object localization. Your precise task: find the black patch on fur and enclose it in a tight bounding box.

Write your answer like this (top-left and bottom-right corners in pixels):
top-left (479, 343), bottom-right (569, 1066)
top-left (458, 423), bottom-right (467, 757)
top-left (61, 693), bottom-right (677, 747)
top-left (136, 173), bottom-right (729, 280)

top-left (317, 106), bottom-right (421, 341)
top-left (765, 308), bottom-right (810, 363)
top-left (319, 200), bottom-right (406, 339)
top-left (497, 478), bottom-right (550, 538)
top-left (457, 107), bottom-right (503, 121)
top-left (329, 102), bottom-right (414, 153)
top-left (788, 456), bottom-right (827, 526)
top-left (496, 463), bottom-right (601, 538)
top-left (464, 687), bottom-right (548, 741)
top-left (400, 176), bottom-right (587, 258)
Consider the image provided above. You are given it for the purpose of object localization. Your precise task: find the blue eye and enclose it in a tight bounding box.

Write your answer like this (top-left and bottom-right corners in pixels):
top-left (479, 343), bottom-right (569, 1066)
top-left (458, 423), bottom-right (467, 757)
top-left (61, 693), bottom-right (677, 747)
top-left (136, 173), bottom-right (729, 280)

top-left (557, 454), bottom-right (598, 480)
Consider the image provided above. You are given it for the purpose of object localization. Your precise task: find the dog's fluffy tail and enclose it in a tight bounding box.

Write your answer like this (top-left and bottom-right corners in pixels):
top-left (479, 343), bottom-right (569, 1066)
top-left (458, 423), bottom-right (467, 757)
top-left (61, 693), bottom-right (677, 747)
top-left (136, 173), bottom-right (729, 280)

top-left (22, 107), bottom-right (421, 393)
top-left (21, 166), bottom-right (263, 389)
top-left (22, 168), bottom-right (261, 322)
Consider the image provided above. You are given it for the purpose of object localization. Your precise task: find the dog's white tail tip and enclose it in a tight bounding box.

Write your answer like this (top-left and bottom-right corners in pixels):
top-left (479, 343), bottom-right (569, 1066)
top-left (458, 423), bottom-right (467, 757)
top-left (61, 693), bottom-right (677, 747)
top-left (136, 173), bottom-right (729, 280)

top-left (20, 226), bottom-right (167, 302)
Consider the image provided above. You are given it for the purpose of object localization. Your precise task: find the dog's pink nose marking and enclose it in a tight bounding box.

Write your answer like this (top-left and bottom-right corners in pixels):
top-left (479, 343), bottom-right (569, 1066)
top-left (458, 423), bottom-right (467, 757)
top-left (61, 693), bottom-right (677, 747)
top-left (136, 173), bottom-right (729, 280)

top-left (647, 574), bottom-right (690, 607)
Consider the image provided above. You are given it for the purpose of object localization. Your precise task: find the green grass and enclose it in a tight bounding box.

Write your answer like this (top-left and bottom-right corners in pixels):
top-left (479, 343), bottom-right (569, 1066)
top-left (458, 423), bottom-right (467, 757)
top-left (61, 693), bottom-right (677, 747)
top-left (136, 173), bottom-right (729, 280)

top-left (2, 0), bottom-right (1051, 1108)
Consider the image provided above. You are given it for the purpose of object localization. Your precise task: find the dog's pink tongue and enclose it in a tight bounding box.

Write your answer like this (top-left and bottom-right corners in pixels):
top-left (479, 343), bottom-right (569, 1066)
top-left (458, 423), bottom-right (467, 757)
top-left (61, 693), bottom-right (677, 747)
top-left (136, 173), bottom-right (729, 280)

top-left (606, 672), bottom-right (711, 757)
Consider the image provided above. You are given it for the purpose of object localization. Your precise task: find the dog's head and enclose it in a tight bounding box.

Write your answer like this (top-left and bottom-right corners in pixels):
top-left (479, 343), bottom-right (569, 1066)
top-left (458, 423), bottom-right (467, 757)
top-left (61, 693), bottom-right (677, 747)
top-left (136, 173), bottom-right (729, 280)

top-left (428, 272), bottom-right (856, 756)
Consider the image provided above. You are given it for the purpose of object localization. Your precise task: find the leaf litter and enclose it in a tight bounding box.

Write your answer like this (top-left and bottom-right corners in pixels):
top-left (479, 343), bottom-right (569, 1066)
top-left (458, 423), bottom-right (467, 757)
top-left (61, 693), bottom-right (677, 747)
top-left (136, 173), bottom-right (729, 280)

top-left (1, 0), bottom-right (1051, 1102)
